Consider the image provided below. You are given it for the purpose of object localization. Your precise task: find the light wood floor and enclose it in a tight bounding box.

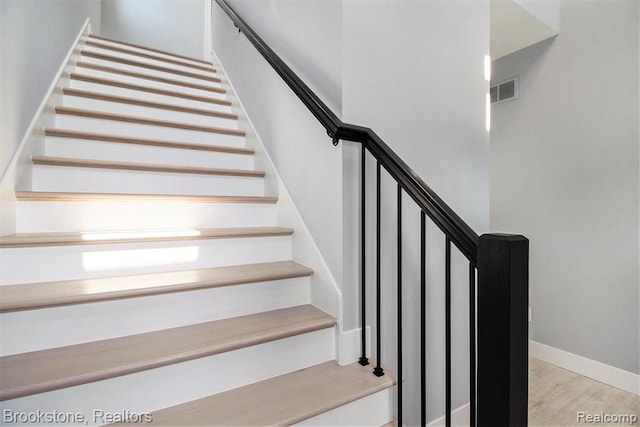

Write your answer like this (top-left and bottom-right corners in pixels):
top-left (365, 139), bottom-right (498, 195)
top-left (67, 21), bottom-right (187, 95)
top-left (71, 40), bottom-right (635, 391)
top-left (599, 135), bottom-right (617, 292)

top-left (529, 358), bottom-right (639, 426)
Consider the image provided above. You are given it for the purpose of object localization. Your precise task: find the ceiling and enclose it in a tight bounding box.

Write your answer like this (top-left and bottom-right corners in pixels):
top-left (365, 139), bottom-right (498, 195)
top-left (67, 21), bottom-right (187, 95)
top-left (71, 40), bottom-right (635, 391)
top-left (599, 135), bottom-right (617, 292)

top-left (491, 0), bottom-right (559, 60)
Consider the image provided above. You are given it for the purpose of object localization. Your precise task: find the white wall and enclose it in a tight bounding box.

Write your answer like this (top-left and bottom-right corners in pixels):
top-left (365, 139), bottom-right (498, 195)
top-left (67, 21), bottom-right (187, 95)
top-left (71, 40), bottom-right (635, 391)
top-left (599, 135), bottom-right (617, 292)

top-left (342, 1), bottom-right (490, 423)
top-left (211, 0), bottom-right (344, 289)
top-left (343, 1), bottom-right (490, 234)
top-left (0, 0), bottom-right (101, 180)
top-left (216, 0), bottom-right (342, 116)
top-left (491, 0), bottom-right (639, 374)
top-left (100, 0), bottom-right (206, 59)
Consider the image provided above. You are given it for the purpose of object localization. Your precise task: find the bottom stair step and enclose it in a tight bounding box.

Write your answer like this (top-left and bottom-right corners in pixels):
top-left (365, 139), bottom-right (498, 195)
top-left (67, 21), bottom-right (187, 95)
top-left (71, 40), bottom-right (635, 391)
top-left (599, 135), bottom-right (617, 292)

top-left (147, 360), bottom-right (396, 426)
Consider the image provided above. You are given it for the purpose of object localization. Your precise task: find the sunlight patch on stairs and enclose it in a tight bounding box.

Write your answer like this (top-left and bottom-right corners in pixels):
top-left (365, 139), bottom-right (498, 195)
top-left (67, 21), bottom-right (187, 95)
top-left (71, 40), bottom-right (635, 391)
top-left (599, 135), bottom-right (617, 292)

top-left (81, 246), bottom-right (200, 271)
top-left (80, 229), bottom-right (202, 241)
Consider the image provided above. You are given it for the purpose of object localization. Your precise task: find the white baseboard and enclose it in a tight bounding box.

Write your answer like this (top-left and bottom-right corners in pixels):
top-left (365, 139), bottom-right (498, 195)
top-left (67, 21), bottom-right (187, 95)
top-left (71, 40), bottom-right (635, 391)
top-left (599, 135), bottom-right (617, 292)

top-left (203, 0), bottom-right (213, 62)
top-left (339, 327), bottom-right (371, 365)
top-left (426, 403), bottom-right (470, 427)
top-left (530, 340), bottom-right (640, 395)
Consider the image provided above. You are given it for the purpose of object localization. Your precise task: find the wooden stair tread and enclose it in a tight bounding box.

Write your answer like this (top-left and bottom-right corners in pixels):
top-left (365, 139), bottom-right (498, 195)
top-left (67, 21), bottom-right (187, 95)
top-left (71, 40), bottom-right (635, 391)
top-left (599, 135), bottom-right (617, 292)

top-left (88, 34), bottom-right (212, 66)
top-left (0, 261), bottom-right (312, 312)
top-left (84, 39), bottom-right (217, 73)
top-left (0, 226), bottom-right (292, 248)
top-left (80, 51), bottom-right (218, 83)
top-left (31, 155), bottom-right (264, 177)
top-left (75, 62), bottom-right (223, 92)
top-left (70, 73), bottom-right (230, 105)
top-left (0, 305), bottom-right (336, 401)
top-left (55, 106), bottom-right (246, 137)
top-left (148, 360), bottom-right (395, 425)
top-left (15, 191), bottom-right (277, 204)
top-left (62, 87), bottom-right (237, 119)
top-left (44, 129), bottom-right (254, 155)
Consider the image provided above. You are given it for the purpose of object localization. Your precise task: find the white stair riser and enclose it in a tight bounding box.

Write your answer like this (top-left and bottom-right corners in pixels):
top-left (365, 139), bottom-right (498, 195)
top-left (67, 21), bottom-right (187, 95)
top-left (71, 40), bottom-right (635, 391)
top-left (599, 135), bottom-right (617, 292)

top-left (0, 328), bottom-right (335, 424)
top-left (0, 236), bottom-right (292, 284)
top-left (73, 65), bottom-right (224, 99)
top-left (298, 389), bottom-right (394, 426)
top-left (62, 94), bottom-right (238, 129)
top-left (82, 37), bottom-right (210, 69)
top-left (55, 115), bottom-right (246, 148)
top-left (81, 44), bottom-right (218, 79)
top-left (69, 78), bottom-right (232, 113)
top-left (45, 137), bottom-right (255, 170)
top-left (1, 277), bottom-right (311, 355)
top-left (16, 201), bottom-right (277, 233)
top-left (31, 165), bottom-right (264, 197)
top-left (79, 55), bottom-right (218, 88)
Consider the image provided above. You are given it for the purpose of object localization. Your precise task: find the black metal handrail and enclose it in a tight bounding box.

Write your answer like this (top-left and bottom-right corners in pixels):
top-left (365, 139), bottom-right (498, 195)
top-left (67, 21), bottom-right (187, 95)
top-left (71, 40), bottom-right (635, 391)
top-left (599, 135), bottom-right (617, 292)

top-left (214, 0), bottom-right (342, 138)
top-left (215, 2), bottom-right (528, 426)
top-left (214, 0), bottom-right (479, 265)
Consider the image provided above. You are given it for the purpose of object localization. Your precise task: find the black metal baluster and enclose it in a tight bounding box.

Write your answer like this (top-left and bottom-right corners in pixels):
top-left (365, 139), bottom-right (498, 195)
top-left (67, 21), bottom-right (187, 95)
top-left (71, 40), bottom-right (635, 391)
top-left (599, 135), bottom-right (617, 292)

top-left (420, 211), bottom-right (426, 426)
top-left (469, 263), bottom-right (477, 427)
top-left (445, 238), bottom-right (451, 427)
top-left (397, 183), bottom-right (403, 424)
top-left (374, 161), bottom-right (384, 377)
top-left (359, 144), bottom-right (369, 367)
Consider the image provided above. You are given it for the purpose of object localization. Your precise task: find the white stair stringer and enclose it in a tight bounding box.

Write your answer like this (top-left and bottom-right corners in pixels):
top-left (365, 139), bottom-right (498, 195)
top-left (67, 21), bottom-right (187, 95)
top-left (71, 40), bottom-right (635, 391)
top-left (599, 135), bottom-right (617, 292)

top-left (210, 50), bottom-right (345, 330)
top-left (0, 328), bottom-right (336, 424)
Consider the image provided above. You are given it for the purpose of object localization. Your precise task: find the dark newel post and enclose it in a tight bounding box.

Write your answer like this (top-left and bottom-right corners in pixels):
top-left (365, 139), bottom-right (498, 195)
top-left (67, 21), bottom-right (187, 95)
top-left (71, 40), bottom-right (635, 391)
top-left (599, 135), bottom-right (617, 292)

top-left (477, 234), bottom-right (529, 427)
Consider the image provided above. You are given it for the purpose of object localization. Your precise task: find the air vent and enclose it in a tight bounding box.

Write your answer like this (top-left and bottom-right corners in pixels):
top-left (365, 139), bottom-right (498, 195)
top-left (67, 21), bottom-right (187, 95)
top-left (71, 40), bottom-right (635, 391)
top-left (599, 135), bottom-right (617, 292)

top-left (490, 78), bottom-right (519, 104)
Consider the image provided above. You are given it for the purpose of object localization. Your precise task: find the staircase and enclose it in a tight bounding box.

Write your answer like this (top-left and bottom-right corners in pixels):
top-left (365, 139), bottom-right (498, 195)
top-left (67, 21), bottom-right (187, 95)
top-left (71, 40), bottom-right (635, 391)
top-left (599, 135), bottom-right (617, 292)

top-left (0, 33), bottom-right (394, 425)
